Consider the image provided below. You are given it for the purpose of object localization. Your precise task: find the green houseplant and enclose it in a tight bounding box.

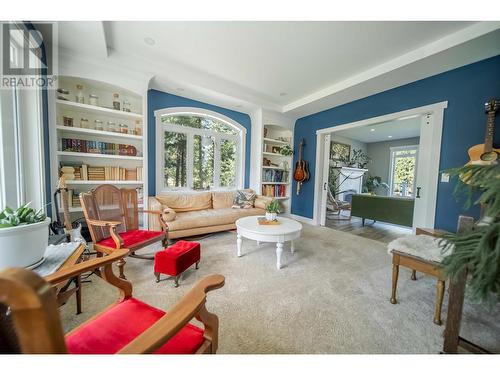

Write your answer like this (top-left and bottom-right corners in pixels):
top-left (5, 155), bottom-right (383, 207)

top-left (439, 164), bottom-right (500, 304)
top-left (265, 199), bottom-right (281, 221)
top-left (279, 144), bottom-right (293, 157)
top-left (363, 175), bottom-right (389, 194)
top-left (0, 202), bottom-right (50, 269)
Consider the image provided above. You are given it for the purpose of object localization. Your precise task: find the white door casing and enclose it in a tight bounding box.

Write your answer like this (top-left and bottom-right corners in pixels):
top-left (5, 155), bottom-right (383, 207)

top-left (314, 101), bottom-right (447, 229)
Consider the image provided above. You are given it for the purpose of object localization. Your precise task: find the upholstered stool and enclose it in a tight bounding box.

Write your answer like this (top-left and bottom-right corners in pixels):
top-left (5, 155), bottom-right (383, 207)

top-left (388, 233), bottom-right (452, 325)
top-left (154, 240), bottom-right (201, 287)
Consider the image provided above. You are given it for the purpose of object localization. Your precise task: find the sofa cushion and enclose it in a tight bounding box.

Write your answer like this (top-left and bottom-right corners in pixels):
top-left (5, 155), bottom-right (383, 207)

top-left (156, 192), bottom-right (212, 212)
top-left (255, 195), bottom-right (273, 209)
top-left (212, 191), bottom-right (236, 209)
top-left (168, 207), bottom-right (264, 231)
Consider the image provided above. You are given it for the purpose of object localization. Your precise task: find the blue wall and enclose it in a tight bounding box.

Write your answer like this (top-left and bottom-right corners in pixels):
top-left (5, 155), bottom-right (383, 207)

top-left (147, 89), bottom-right (252, 195)
top-left (292, 55), bottom-right (500, 232)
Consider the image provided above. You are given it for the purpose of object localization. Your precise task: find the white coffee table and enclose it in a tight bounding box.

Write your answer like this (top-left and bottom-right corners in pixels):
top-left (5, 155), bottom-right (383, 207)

top-left (235, 216), bottom-right (302, 270)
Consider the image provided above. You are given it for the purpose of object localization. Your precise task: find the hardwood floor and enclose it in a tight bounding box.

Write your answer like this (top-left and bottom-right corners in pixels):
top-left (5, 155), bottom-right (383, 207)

top-left (325, 214), bottom-right (412, 244)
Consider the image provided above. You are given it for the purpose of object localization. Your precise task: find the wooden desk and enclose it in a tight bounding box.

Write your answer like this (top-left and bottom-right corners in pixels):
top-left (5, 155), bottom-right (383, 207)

top-left (44, 242), bottom-right (86, 314)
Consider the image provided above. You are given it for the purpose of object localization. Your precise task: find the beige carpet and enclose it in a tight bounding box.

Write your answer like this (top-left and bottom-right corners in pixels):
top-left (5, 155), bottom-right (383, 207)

top-left (60, 224), bottom-right (500, 353)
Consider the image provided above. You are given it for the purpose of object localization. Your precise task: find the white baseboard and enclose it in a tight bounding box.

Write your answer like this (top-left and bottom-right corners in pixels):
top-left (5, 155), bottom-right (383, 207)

top-left (284, 213), bottom-right (317, 225)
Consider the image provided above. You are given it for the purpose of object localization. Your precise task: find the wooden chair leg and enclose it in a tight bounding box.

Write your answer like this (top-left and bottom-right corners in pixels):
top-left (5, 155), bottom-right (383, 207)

top-left (117, 258), bottom-right (126, 280)
top-left (434, 279), bottom-right (445, 325)
top-left (390, 263), bottom-right (399, 304)
top-left (75, 275), bottom-right (82, 315)
top-left (154, 272), bottom-right (160, 283)
top-left (411, 270), bottom-right (417, 280)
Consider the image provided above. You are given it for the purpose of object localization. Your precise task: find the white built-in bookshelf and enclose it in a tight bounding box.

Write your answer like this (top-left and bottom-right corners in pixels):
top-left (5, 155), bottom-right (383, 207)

top-left (50, 76), bottom-right (146, 215)
top-left (261, 124), bottom-right (293, 203)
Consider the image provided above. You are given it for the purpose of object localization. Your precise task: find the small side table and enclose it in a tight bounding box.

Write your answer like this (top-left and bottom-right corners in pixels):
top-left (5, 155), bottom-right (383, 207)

top-left (42, 242), bottom-right (86, 314)
top-left (389, 230), bottom-right (450, 325)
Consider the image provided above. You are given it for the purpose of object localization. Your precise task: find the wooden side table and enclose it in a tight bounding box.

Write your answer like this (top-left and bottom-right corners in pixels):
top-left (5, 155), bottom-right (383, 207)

top-left (390, 250), bottom-right (445, 325)
top-left (44, 243), bottom-right (86, 314)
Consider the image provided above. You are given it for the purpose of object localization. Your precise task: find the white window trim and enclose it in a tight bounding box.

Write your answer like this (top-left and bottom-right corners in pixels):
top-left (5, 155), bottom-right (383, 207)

top-left (0, 24), bottom-right (45, 211)
top-left (388, 144), bottom-right (419, 198)
top-left (155, 107), bottom-right (246, 194)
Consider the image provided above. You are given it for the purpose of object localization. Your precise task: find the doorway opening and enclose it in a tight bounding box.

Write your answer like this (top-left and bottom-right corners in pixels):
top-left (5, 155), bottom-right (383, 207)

top-left (313, 102), bottom-right (447, 243)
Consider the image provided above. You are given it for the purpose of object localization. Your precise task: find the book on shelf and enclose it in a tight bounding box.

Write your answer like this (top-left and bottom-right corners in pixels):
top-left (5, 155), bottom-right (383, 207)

top-left (261, 184), bottom-right (287, 198)
top-left (59, 163), bottom-right (143, 182)
top-left (61, 138), bottom-right (138, 157)
top-left (262, 169), bottom-right (288, 183)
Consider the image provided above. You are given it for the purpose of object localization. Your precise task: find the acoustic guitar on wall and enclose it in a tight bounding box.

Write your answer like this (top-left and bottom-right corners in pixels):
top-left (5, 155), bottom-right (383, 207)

top-left (467, 98), bottom-right (499, 166)
top-left (293, 138), bottom-right (310, 194)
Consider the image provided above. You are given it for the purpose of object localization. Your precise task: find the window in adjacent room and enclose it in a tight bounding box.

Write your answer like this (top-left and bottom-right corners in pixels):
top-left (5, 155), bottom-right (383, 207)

top-left (388, 145), bottom-right (419, 198)
top-left (157, 112), bottom-right (244, 191)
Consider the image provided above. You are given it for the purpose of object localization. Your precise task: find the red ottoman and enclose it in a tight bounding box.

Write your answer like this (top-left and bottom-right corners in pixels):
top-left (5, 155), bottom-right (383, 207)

top-left (154, 240), bottom-right (201, 287)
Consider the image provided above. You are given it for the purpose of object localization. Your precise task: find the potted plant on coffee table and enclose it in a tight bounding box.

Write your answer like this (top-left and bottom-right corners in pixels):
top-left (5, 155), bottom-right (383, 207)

top-left (265, 199), bottom-right (281, 221)
top-left (0, 203), bottom-right (50, 269)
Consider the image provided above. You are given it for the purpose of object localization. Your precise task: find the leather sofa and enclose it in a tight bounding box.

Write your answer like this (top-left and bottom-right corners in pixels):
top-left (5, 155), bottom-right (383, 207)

top-left (148, 190), bottom-right (272, 239)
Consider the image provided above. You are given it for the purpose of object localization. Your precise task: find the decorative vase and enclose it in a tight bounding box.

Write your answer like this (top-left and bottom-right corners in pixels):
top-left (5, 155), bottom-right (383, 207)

top-left (0, 217), bottom-right (51, 269)
top-left (265, 212), bottom-right (277, 221)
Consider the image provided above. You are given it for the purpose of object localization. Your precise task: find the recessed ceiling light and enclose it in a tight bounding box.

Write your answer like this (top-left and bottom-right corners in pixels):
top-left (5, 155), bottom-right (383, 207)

top-left (388, 135), bottom-right (393, 138)
top-left (144, 37), bottom-right (155, 46)
top-left (279, 92), bottom-right (287, 97)
top-left (370, 128), bottom-right (375, 132)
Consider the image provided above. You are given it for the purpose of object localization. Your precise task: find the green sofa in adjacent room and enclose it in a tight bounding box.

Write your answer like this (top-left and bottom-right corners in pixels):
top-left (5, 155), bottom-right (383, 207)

top-left (350, 194), bottom-right (415, 227)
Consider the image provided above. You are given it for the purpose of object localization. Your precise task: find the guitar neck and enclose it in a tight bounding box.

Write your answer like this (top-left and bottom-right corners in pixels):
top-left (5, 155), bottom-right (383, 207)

top-left (484, 111), bottom-right (496, 153)
top-left (298, 142), bottom-right (303, 161)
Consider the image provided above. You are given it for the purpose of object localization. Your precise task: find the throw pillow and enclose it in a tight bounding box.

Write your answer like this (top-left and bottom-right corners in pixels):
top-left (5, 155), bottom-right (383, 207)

top-left (161, 206), bottom-right (177, 221)
top-left (232, 190), bottom-right (256, 209)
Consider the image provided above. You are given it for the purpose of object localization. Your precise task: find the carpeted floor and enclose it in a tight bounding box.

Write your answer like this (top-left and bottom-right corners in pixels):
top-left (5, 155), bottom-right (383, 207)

top-left (60, 224), bottom-right (500, 353)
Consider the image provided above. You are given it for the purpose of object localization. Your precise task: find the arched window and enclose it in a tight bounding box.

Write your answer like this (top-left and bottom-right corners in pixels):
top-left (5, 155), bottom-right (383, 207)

top-left (155, 108), bottom-right (246, 192)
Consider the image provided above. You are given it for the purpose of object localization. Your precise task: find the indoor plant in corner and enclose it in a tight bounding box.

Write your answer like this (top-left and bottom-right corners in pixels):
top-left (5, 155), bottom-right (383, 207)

top-left (439, 164), bottom-right (500, 304)
top-left (265, 199), bottom-right (281, 221)
top-left (0, 203), bottom-right (50, 269)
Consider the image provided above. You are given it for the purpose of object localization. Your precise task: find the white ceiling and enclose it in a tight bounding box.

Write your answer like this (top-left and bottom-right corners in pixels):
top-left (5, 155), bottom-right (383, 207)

top-left (333, 116), bottom-right (422, 143)
top-left (56, 21), bottom-right (500, 117)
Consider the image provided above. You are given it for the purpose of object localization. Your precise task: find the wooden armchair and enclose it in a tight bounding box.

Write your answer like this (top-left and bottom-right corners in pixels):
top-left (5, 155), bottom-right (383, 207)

top-left (0, 249), bottom-right (225, 354)
top-left (80, 184), bottom-right (168, 279)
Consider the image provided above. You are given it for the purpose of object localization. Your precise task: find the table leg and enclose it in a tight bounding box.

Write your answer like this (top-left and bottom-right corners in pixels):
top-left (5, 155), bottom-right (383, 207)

top-left (390, 263), bottom-right (399, 304)
top-left (411, 269), bottom-right (417, 280)
top-left (291, 240), bottom-right (295, 254)
top-left (276, 242), bottom-right (283, 270)
top-left (434, 279), bottom-right (445, 325)
top-left (75, 275), bottom-right (82, 315)
top-left (237, 233), bottom-right (242, 257)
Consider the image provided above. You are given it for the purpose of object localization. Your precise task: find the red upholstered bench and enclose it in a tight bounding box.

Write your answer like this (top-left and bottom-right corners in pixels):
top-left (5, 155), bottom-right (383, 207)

top-left (154, 240), bottom-right (201, 287)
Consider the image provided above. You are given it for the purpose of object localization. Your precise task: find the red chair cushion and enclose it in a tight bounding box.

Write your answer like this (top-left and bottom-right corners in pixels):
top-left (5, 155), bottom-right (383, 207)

top-left (154, 241), bottom-right (201, 276)
top-left (66, 298), bottom-right (205, 354)
top-left (97, 229), bottom-right (164, 249)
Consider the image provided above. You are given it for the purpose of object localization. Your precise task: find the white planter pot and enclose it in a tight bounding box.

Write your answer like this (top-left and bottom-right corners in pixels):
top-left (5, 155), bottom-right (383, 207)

top-left (0, 217), bottom-right (51, 270)
top-left (265, 212), bottom-right (277, 221)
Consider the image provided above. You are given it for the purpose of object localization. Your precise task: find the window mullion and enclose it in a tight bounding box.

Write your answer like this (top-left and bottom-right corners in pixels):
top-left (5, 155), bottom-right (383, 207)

top-left (186, 133), bottom-right (194, 189)
top-left (213, 135), bottom-right (221, 188)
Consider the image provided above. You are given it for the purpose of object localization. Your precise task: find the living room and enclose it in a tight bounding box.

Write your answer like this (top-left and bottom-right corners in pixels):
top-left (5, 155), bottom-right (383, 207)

top-left (1, 2), bottom-right (500, 373)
